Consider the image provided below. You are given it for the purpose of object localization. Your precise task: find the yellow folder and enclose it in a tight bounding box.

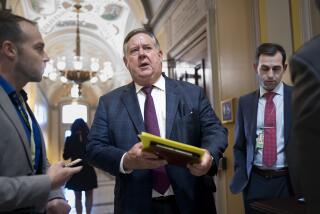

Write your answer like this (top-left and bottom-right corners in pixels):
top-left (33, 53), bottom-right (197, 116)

top-left (139, 132), bottom-right (206, 166)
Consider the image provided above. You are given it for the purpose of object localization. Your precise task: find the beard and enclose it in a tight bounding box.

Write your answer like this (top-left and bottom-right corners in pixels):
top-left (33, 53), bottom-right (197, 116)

top-left (15, 59), bottom-right (43, 83)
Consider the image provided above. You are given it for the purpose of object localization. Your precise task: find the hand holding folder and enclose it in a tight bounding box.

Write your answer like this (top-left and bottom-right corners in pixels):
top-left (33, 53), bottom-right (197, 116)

top-left (139, 132), bottom-right (206, 166)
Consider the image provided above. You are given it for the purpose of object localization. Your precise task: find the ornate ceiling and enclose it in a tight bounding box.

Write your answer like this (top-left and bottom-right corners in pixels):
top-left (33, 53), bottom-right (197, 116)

top-left (18, 0), bottom-right (147, 106)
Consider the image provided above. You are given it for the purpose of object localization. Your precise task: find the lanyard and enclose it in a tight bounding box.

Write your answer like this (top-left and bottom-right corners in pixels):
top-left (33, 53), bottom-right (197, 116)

top-left (16, 94), bottom-right (32, 132)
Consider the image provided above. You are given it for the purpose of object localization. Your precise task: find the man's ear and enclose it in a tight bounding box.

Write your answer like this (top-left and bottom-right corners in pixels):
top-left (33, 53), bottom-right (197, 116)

top-left (283, 64), bottom-right (288, 71)
top-left (123, 56), bottom-right (128, 68)
top-left (1, 41), bottom-right (17, 59)
top-left (158, 50), bottom-right (163, 59)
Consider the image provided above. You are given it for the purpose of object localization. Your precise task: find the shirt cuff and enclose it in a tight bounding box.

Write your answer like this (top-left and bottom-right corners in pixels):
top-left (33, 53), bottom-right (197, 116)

top-left (119, 152), bottom-right (133, 174)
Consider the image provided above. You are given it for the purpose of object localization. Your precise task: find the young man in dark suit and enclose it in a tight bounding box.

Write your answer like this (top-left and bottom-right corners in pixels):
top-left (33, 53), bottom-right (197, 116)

top-left (86, 28), bottom-right (228, 214)
top-left (289, 0), bottom-right (320, 212)
top-left (230, 43), bottom-right (294, 213)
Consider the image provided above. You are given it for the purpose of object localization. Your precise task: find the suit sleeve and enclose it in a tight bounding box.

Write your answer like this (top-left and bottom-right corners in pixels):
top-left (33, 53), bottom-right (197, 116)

top-left (198, 88), bottom-right (228, 175)
top-left (230, 98), bottom-right (248, 193)
top-left (0, 175), bottom-right (51, 212)
top-left (86, 97), bottom-right (125, 176)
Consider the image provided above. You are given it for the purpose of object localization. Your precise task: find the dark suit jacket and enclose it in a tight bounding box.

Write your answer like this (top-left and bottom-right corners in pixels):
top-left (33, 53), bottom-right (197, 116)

top-left (290, 35), bottom-right (320, 213)
top-left (230, 83), bottom-right (292, 194)
top-left (0, 87), bottom-right (64, 213)
top-left (87, 75), bottom-right (228, 214)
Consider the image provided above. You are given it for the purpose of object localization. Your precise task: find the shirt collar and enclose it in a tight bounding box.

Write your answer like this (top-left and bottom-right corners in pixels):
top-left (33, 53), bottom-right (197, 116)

top-left (259, 81), bottom-right (283, 98)
top-left (135, 74), bottom-right (165, 93)
top-left (0, 75), bottom-right (28, 101)
top-left (0, 75), bottom-right (15, 95)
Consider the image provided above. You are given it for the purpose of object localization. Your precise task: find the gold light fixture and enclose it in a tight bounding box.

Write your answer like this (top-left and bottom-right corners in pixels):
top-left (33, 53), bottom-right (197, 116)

top-left (43, 1), bottom-right (114, 97)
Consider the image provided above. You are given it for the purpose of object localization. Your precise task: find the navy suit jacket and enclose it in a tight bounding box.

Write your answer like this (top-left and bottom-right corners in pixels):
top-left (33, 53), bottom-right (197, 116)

top-left (230, 83), bottom-right (292, 194)
top-left (87, 75), bottom-right (228, 214)
top-left (290, 36), bottom-right (320, 213)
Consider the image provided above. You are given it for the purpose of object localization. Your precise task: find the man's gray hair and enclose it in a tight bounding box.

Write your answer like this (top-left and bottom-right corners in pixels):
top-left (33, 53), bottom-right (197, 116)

top-left (123, 28), bottom-right (160, 56)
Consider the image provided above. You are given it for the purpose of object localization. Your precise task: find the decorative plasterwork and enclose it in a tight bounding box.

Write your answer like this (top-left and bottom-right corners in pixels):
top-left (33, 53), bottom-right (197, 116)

top-left (18, 0), bottom-right (140, 106)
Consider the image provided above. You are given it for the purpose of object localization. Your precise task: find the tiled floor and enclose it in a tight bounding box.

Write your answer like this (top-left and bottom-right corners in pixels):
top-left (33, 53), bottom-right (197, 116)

top-left (65, 169), bottom-right (115, 214)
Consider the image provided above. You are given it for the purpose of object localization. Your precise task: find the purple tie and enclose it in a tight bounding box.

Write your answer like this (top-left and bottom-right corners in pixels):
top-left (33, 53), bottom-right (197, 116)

top-left (142, 86), bottom-right (170, 194)
top-left (263, 92), bottom-right (277, 167)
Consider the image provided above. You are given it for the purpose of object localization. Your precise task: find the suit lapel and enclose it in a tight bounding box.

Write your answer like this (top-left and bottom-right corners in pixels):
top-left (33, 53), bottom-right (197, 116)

top-left (0, 87), bottom-right (33, 169)
top-left (121, 83), bottom-right (144, 134)
top-left (165, 78), bottom-right (179, 138)
top-left (250, 90), bottom-right (259, 147)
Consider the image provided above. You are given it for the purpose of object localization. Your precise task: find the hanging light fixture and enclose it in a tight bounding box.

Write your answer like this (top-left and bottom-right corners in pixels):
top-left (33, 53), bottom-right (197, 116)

top-left (43, 1), bottom-right (114, 96)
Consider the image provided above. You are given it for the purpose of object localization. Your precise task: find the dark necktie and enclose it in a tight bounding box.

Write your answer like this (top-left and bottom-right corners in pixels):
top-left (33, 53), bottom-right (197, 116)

top-left (12, 93), bottom-right (31, 133)
top-left (263, 92), bottom-right (277, 167)
top-left (142, 86), bottom-right (170, 194)
top-left (10, 92), bottom-right (42, 173)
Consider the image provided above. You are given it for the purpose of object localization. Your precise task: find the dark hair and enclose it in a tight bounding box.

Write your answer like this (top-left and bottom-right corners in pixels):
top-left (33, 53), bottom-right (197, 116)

top-left (255, 43), bottom-right (286, 66)
top-left (0, 11), bottom-right (36, 47)
top-left (71, 118), bottom-right (89, 135)
top-left (123, 28), bottom-right (160, 56)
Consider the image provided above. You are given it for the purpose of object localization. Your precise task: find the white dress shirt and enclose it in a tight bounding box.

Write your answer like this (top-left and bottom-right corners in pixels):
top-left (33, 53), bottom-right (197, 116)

top-left (254, 82), bottom-right (287, 169)
top-left (119, 75), bottom-right (174, 196)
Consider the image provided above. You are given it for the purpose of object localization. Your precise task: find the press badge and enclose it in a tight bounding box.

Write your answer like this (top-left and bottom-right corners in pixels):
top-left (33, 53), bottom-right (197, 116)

top-left (256, 129), bottom-right (264, 149)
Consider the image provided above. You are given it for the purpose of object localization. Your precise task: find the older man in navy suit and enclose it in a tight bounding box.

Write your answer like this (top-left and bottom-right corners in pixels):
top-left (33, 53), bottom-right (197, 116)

top-left (86, 28), bottom-right (228, 214)
top-left (230, 43), bottom-right (294, 213)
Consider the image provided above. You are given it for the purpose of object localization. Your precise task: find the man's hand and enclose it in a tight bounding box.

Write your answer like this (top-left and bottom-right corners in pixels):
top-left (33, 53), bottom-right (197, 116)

top-left (123, 142), bottom-right (167, 171)
top-left (47, 161), bottom-right (82, 190)
top-left (187, 150), bottom-right (213, 176)
top-left (46, 198), bottom-right (70, 214)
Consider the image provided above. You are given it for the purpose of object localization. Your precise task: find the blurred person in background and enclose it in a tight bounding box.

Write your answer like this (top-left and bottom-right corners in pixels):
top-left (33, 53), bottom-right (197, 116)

top-left (64, 118), bottom-right (98, 214)
top-left (230, 43), bottom-right (294, 213)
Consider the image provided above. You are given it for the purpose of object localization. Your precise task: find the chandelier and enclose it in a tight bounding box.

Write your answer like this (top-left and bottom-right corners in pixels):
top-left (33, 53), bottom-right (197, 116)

top-left (43, 1), bottom-right (114, 97)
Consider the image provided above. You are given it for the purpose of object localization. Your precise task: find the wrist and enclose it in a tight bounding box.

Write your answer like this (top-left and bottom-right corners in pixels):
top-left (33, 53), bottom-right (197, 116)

top-left (120, 152), bottom-right (133, 174)
top-left (123, 154), bottom-right (129, 170)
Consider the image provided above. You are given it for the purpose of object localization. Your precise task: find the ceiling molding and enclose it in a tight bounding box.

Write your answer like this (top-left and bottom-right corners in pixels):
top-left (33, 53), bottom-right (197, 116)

top-left (168, 17), bottom-right (207, 59)
top-left (149, 0), bottom-right (174, 29)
